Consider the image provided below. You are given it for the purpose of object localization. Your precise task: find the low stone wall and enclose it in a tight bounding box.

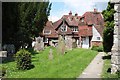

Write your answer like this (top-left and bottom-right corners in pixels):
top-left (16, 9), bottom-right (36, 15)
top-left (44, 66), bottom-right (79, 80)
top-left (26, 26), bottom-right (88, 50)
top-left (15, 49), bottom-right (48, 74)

top-left (110, 0), bottom-right (120, 74)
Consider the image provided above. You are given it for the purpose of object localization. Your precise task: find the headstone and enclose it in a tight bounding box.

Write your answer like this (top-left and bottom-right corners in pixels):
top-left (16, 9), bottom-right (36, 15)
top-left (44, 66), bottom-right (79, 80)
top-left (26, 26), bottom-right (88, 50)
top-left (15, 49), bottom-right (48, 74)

top-left (65, 36), bottom-right (72, 50)
top-left (111, 0), bottom-right (120, 74)
top-left (57, 35), bottom-right (66, 55)
top-left (3, 44), bottom-right (15, 54)
top-left (34, 37), bottom-right (44, 51)
top-left (0, 51), bottom-right (7, 57)
top-left (48, 49), bottom-right (53, 60)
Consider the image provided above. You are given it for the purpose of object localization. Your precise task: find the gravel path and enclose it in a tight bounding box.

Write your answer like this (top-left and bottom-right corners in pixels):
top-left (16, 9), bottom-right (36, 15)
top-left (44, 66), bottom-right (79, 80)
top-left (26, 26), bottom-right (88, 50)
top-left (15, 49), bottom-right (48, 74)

top-left (77, 52), bottom-right (104, 78)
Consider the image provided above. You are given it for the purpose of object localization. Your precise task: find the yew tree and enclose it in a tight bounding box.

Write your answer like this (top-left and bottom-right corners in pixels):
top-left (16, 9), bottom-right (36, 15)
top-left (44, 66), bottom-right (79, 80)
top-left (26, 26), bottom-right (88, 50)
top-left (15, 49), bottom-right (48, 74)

top-left (102, 2), bottom-right (115, 52)
top-left (2, 2), bottom-right (51, 50)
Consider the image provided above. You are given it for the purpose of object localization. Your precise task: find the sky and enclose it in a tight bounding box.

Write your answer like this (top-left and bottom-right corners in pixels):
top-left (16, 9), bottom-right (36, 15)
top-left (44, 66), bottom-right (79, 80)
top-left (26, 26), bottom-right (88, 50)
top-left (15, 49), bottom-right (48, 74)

top-left (48, 0), bottom-right (110, 22)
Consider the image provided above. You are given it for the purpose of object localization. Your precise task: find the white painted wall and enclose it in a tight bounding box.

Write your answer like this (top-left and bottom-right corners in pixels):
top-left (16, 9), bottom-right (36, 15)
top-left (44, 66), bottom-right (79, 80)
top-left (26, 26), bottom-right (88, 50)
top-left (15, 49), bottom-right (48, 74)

top-left (82, 36), bottom-right (89, 49)
top-left (91, 25), bottom-right (102, 42)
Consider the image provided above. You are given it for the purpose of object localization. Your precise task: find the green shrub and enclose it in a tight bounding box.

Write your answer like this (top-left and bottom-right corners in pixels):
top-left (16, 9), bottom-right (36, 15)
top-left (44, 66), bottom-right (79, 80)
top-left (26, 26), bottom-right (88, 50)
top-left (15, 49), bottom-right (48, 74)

top-left (0, 67), bottom-right (6, 77)
top-left (91, 45), bottom-right (103, 52)
top-left (15, 49), bottom-right (32, 70)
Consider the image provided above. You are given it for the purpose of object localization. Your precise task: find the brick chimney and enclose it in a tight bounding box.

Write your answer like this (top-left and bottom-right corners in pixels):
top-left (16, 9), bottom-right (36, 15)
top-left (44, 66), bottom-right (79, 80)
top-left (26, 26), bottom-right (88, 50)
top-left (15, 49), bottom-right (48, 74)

top-left (94, 8), bottom-right (97, 12)
top-left (75, 13), bottom-right (78, 16)
top-left (69, 11), bottom-right (72, 15)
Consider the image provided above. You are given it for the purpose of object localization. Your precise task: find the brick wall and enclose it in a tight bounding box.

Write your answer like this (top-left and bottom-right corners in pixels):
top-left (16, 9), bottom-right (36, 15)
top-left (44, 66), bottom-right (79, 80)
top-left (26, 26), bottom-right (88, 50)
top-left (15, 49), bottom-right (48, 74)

top-left (91, 41), bottom-right (102, 47)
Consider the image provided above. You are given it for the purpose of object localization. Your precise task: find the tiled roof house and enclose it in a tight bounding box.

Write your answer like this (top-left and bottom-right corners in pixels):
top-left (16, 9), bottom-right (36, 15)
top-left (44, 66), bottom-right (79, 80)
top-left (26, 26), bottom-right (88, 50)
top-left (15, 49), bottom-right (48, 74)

top-left (42, 9), bottom-right (104, 48)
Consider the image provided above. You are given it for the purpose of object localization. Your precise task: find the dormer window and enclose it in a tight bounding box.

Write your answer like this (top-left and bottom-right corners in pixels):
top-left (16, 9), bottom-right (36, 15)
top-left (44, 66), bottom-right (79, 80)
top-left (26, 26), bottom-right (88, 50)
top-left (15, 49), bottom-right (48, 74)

top-left (61, 25), bottom-right (67, 32)
top-left (43, 30), bottom-right (51, 34)
top-left (72, 27), bottom-right (78, 32)
top-left (81, 18), bottom-right (84, 22)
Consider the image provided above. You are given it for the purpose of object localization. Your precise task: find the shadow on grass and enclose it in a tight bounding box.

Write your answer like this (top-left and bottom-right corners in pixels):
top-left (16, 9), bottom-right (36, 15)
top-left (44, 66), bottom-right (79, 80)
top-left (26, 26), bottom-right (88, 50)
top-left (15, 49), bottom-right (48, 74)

top-left (27, 64), bottom-right (35, 70)
top-left (27, 48), bottom-right (39, 55)
top-left (2, 48), bottom-right (39, 64)
top-left (102, 55), bottom-right (111, 60)
top-left (2, 56), bottom-right (15, 64)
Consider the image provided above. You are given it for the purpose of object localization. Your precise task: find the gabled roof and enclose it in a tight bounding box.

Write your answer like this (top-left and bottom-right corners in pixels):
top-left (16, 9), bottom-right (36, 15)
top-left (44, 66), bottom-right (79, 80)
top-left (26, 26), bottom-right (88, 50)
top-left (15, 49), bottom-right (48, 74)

top-left (53, 12), bottom-right (81, 30)
top-left (57, 24), bottom-right (73, 35)
top-left (94, 25), bottom-right (104, 37)
top-left (62, 15), bottom-right (81, 26)
top-left (78, 11), bottom-right (104, 37)
top-left (78, 25), bottom-right (92, 37)
top-left (81, 11), bottom-right (104, 26)
top-left (53, 19), bottom-right (63, 29)
top-left (43, 21), bottom-right (58, 38)
top-left (41, 10), bottom-right (104, 38)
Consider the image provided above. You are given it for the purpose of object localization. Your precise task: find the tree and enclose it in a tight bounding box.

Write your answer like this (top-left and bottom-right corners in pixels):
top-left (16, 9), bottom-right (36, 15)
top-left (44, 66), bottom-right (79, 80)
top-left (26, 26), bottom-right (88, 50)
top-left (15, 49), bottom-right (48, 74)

top-left (2, 2), bottom-right (51, 51)
top-left (2, 2), bottom-right (19, 45)
top-left (102, 2), bottom-right (115, 52)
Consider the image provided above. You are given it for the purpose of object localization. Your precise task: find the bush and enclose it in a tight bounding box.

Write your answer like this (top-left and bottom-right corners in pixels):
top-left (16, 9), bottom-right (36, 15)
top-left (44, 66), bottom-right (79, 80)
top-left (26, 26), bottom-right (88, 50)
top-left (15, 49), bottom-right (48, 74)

top-left (91, 45), bottom-right (103, 52)
top-left (15, 49), bottom-right (32, 70)
top-left (0, 67), bottom-right (6, 77)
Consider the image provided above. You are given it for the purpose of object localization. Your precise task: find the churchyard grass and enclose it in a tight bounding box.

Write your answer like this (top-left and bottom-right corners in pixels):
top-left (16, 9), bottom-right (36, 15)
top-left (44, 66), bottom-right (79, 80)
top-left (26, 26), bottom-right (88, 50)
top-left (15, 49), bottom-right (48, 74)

top-left (101, 54), bottom-right (118, 78)
top-left (1, 47), bottom-right (97, 78)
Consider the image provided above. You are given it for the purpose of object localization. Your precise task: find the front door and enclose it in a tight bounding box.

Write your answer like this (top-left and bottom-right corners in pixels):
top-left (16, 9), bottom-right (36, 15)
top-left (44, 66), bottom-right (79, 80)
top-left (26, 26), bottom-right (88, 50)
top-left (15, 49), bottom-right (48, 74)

top-left (81, 37), bottom-right (89, 49)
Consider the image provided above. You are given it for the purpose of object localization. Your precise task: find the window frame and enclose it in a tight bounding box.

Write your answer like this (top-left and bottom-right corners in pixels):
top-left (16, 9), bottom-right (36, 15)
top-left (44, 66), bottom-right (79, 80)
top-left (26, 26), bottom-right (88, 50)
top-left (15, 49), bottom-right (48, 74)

top-left (72, 26), bottom-right (78, 32)
top-left (61, 25), bottom-right (67, 32)
top-left (43, 30), bottom-right (51, 34)
top-left (44, 37), bottom-right (48, 43)
top-left (97, 37), bottom-right (100, 40)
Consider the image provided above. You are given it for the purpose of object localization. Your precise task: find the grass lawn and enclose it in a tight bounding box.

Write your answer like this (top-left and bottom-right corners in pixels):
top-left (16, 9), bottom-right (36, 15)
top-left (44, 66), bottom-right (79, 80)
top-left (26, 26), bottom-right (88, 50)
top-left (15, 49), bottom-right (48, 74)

top-left (101, 54), bottom-right (118, 78)
top-left (1, 47), bottom-right (97, 78)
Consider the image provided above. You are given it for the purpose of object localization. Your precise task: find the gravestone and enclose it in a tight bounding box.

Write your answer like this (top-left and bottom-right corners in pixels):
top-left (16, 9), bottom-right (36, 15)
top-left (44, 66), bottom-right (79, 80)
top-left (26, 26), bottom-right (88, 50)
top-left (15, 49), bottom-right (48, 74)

top-left (0, 51), bottom-right (7, 57)
top-left (57, 35), bottom-right (66, 55)
top-left (34, 37), bottom-right (44, 51)
top-left (48, 49), bottom-right (53, 60)
top-left (3, 44), bottom-right (15, 54)
top-left (110, 0), bottom-right (120, 74)
top-left (65, 36), bottom-right (72, 50)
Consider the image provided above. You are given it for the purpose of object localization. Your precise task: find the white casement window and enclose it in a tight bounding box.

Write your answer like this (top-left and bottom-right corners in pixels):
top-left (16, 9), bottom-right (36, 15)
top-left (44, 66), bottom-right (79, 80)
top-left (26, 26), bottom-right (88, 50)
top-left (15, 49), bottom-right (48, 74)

top-left (97, 37), bottom-right (100, 40)
top-left (44, 37), bottom-right (48, 43)
top-left (61, 25), bottom-right (67, 32)
top-left (72, 27), bottom-right (78, 32)
top-left (43, 30), bottom-right (51, 34)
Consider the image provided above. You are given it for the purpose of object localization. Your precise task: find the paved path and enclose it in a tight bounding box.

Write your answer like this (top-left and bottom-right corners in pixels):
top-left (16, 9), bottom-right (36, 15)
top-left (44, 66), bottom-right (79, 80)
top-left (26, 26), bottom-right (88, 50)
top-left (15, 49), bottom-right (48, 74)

top-left (78, 52), bottom-right (104, 78)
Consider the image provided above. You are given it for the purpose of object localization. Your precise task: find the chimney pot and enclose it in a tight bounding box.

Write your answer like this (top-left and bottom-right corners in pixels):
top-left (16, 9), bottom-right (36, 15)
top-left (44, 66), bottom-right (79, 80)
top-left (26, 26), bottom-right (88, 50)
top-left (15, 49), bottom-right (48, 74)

top-left (69, 11), bottom-right (72, 15)
top-left (75, 13), bottom-right (78, 16)
top-left (94, 8), bottom-right (97, 12)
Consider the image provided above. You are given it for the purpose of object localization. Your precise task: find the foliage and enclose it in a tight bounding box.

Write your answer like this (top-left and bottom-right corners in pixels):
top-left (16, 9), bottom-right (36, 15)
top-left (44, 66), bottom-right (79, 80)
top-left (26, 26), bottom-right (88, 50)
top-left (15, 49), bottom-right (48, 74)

top-left (2, 2), bottom-right (20, 50)
top-left (101, 54), bottom-right (118, 78)
top-left (0, 67), bottom-right (7, 77)
top-left (102, 2), bottom-right (115, 52)
top-left (91, 45), bottom-right (103, 52)
top-left (1, 47), bottom-right (97, 78)
top-left (15, 49), bottom-right (32, 70)
top-left (2, 2), bottom-right (51, 50)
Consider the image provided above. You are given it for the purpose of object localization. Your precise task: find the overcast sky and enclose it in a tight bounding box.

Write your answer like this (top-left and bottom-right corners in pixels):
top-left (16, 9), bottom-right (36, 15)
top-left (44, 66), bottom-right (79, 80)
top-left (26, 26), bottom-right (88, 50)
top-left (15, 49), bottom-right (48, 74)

top-left (48, 0), bottom-right (109, 22)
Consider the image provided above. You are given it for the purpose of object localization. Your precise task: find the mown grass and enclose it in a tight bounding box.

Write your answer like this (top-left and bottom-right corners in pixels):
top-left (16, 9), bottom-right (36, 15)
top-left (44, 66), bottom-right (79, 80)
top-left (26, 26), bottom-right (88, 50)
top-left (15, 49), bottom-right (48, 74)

top-left (1, 47), bottom-right (97, 78)
top-left (101, 54), bottom-right (118, 78)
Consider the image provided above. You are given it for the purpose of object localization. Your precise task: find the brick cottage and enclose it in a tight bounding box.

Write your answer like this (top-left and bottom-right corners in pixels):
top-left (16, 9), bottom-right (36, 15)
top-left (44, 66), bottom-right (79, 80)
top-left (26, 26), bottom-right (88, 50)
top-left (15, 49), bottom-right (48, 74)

top-left (41, 9), bottom-right (104, 49)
